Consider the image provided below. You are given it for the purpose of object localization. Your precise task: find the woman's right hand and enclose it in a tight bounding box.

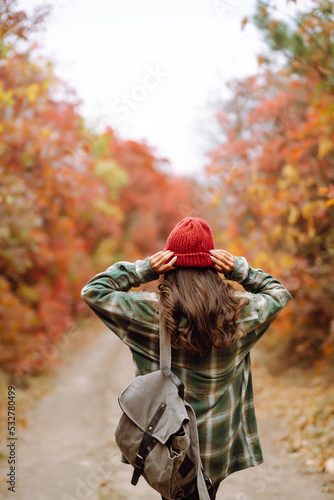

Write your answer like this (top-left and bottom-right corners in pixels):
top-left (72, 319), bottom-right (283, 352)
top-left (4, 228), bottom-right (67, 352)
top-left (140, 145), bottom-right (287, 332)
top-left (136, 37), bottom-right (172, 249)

top-left (149, 250), bottom-right (177, 275)
top-left (209, 249), bottom-right (236, 275)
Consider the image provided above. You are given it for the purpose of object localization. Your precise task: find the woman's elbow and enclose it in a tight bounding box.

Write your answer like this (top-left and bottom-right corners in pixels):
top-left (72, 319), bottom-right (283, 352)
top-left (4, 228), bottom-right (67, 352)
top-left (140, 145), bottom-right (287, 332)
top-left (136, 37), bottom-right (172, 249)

top-left (80, 286), bottom-right (91, 304)
top-left (282, 288), bottom-right (293, 306)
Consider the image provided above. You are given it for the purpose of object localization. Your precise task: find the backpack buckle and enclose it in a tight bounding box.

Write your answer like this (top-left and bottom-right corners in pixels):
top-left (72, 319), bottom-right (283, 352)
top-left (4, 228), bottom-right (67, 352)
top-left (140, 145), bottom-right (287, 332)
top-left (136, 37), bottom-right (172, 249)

top-left (131, 454), bottom-right (145, 485)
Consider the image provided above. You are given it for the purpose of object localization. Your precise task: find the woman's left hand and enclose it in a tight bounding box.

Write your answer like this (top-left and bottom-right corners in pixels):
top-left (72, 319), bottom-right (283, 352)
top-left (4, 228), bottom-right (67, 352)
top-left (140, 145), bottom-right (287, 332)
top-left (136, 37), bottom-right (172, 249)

top-left (209, 249), bottom-right (235, 274)
top-left (149, 251), bottom-right (177, 275)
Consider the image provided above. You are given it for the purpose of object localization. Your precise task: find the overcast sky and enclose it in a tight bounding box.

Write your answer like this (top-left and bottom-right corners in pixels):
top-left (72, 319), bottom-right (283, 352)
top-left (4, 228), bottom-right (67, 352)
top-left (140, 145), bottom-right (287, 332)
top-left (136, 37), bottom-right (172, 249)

top-left (19, 0), bottom-right (307, 175)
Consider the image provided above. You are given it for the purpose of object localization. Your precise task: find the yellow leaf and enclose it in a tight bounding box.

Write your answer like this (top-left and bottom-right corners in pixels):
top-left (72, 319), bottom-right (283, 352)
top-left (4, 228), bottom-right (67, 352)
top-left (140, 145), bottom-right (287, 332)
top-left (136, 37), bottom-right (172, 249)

top-left (17, 284), bottom-right (40, 304)
top-left (272, 225), bottom-right (282, 239)
top-left (282, 163), bottom-right (299, 183)
top-left (41, 127), bottom-right (51, 137)
top-left (210, 194), bottom-right (222, 208)
top-left (0, 86), bottom-right (14, 105)
top-left (288, 204), bottom-right (299, 224)
top-left (26, 83), bottom-right (40, 103)
top-left (42, 80), bottom-right (49, 91)
top-left (318, 139), bottom-right (334, 159)
top-left (262, 199), bottom-right (273, 215)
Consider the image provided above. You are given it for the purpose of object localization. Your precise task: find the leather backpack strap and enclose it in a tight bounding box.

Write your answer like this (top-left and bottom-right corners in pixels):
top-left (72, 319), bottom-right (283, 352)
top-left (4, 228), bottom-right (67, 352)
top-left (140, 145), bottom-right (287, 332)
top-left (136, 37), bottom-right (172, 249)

top-left (197, 465), bottom-right (212, 500)
top-left (159, 305), bottom-right (171, 369)
top-left (187, 404), bottom-right (211, 500)
top-left (159, 308), bottom-right (185, 399)
top-left (162, 367), bottom-right (184, 400)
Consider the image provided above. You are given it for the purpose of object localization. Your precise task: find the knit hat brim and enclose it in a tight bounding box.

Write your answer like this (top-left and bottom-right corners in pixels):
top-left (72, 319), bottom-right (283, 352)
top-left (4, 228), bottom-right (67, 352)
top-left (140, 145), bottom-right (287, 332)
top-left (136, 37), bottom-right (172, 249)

top-left (164, 250), bottom-right (214, 268)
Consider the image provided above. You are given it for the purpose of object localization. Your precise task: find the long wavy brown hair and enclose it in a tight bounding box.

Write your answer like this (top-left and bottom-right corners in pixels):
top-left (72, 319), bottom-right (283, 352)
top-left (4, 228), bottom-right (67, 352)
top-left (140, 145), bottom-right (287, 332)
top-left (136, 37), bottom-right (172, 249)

top-left (158, 267), bottom-right (250, 357)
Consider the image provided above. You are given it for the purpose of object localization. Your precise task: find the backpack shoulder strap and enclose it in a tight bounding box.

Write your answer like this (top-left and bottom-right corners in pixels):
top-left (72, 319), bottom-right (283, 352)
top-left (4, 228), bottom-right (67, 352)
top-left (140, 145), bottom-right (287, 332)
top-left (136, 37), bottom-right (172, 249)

top-left (187, 403), bottom-right (212, 500)
top-left (159, 306), bottom-right (171, 369)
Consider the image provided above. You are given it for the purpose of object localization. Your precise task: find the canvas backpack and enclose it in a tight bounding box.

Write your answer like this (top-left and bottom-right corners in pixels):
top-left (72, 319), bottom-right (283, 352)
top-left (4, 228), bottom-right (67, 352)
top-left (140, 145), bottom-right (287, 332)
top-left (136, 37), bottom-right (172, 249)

top-left (114, 311), bottom-right (213, 500)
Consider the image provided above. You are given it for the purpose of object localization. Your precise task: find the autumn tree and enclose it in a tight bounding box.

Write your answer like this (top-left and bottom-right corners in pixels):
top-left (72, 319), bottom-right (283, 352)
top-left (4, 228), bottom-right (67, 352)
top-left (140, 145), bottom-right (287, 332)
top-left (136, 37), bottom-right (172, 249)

top-left (205, 0), bottom-right (334, 367)
top-left (0, 0), bottom-right (198, 378)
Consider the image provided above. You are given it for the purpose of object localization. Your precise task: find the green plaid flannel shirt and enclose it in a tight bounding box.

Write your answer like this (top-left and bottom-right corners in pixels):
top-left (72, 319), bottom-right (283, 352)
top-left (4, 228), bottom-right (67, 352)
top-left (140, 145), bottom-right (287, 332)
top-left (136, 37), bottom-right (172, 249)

top-left (81, 255), bottom-right (292, 484)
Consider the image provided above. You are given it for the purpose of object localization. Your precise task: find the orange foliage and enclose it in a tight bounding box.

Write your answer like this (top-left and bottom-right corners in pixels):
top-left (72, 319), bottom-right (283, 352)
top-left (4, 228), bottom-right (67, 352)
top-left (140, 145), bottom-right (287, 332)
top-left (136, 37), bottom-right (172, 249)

top-left (0, 1), bottom-right (197, 377)
top-left (205, 1), bottom-right (334, 366)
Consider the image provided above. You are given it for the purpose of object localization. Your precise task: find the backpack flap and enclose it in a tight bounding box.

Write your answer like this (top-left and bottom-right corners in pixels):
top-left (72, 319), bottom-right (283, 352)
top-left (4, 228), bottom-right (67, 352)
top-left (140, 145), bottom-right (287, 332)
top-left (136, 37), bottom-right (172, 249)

top-left (118, 369), bottom-right (189, 444)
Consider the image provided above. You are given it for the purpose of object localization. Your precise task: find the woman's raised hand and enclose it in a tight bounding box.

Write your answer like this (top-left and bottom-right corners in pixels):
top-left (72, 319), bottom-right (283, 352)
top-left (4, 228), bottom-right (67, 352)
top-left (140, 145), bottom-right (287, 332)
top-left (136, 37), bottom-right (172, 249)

top-left (149, 249), bottom-right (235, 275)
top-left (209, 249), bottom-right (236, 275)
top-left (149, 251), bottom-right (177, 275)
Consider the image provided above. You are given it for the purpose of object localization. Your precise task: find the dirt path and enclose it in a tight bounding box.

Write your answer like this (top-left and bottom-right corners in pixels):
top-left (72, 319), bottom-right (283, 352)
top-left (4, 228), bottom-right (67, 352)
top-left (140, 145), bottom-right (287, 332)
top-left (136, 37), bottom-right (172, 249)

top-left (0, 329), bottom-right (333, 500)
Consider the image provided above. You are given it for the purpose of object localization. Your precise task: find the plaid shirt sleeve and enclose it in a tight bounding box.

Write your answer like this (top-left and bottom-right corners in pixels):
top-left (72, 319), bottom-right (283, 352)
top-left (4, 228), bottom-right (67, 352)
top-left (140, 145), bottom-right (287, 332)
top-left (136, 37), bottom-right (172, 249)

top-left (225, 256), bottom-right (293, 352)
top-left (80, 257), bottom-right (160, 341)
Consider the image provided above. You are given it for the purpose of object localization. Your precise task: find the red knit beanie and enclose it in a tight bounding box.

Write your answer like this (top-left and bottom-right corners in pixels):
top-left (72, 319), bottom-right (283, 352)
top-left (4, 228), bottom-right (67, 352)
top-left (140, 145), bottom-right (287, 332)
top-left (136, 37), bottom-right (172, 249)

top-left (164, 217), bottom-right (215, 268)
